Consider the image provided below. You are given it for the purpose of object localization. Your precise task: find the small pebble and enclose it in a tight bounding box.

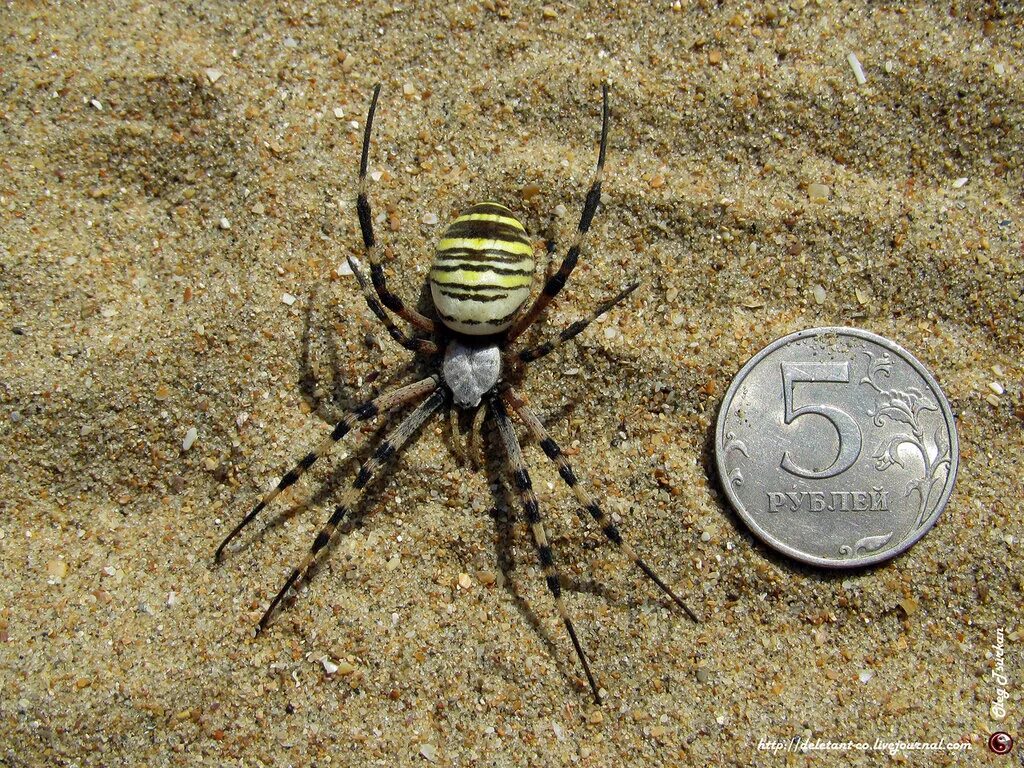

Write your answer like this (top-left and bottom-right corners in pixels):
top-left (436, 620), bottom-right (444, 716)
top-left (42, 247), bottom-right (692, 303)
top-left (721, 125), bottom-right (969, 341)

top-left (847, 52), bottom-right (867, 84)
top-left (700, 530), bottom-right (712, 542)
top-left (812, 284), bottom-right (827, 304)
top-left (322, 658), bottom-right (339, 675)
top-left (419, 743), bottom-right (438, 762)
top-left (858, 670), bottom-right (873, 683)
top-left (333, 107), bottom-right (345, 119)
top-left (205, 68), bottom-right (223, 84)
top-left (90, 98), bottom-right (103, 111)
top-left (46, 559), bottom-right (68, 579)
top-left (898, 597), bottom-right (918, 616)
top-left (282, 293), bottom-right (297, 306)
top-left (952, 177), bottom-right (969, 189)
top-left (182, 427), bottom-right (198, 452)
top-left (458, 572), bottom-right (472, 589)
top-left (807, 183), bottom-right (830, 202)
top-left (988, 381), bottom-right (1004, 395)
top-left (521, 183), bottom-right (541, 201)
top-left (219, 217), bottom-right (231, 230)
top-left (422, 212), bottom-right (439, 225)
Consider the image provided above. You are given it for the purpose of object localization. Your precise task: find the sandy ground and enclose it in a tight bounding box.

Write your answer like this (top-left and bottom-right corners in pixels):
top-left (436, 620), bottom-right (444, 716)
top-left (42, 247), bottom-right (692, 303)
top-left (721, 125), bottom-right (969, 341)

top-left (1, 1), bottom-right (1021, 766)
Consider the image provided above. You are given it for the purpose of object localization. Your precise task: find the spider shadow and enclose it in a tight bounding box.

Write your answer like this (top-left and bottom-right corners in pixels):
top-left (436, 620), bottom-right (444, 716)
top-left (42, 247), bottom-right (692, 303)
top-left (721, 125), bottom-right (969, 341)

top-left (221, 291), bottom-right (433, 563)
top-left (299, 284), bottom-right (425, 423)
top-left (479, 413), bottom-right (641, 697)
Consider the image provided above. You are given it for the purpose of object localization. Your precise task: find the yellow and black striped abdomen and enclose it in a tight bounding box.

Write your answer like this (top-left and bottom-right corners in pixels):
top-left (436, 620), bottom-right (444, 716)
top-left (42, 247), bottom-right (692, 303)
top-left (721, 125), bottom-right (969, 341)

top-left (430, 202), bottom-right (535, 336)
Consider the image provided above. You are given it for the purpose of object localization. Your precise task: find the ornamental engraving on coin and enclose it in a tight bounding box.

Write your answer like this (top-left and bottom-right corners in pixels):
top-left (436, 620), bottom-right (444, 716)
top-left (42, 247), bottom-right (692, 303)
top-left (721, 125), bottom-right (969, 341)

top-left (715, 327), bottom-right (959, 567)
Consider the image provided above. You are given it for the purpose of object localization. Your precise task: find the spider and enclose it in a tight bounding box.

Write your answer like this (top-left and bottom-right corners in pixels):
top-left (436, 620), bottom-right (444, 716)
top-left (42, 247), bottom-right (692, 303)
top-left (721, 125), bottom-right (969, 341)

top-left (216, 83), bottom-right (698, 704)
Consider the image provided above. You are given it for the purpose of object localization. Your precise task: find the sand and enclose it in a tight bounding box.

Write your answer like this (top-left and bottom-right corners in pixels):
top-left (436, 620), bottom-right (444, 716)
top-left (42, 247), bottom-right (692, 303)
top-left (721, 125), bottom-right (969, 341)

top-left (1, 1), bottom-right (1021, 766)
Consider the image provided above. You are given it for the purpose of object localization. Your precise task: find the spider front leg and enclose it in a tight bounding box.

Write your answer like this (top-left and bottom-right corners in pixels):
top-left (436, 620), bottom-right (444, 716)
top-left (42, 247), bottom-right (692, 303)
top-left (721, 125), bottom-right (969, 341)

top-left (514, 281), bottom-right (639, 364)
top-left (502, 387), bottom-right (700, 622)
top-left (357, 84), bottom-right (437, 336)
top-left (491, 395), bottom-right (602, 704)
top-left (347, 255), bottom-right (439, 356)
top-left (507, 84), bottom-right (610, 343)
top-left (215, 375), bottom-right (440, 562)
top-left (258, 387), bottom-right (446, 632)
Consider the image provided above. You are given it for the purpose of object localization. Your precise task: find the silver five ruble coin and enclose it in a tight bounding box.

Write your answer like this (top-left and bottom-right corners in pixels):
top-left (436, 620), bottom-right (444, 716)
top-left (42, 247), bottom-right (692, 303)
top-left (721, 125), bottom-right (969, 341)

top-left (715, 327), bottom-right (959, 567)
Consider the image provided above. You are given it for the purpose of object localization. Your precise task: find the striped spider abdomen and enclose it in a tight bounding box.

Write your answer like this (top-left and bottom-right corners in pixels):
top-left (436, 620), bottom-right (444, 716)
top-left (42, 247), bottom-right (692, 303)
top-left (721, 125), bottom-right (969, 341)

top-left (429, 202), bottom-right (534, 335)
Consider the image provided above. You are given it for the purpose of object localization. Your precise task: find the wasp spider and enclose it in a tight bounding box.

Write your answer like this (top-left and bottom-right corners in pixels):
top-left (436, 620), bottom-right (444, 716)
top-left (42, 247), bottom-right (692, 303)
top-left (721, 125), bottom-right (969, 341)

top-left (217, 83), bottom-right (698, 703)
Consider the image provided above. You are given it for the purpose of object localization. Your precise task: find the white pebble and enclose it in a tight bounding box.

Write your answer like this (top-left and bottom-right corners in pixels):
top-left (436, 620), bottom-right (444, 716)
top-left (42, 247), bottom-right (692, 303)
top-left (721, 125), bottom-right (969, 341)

top-left (370, 171), bottom-right (383, 182)
top-left (807, 183), bottom-right (830, 202)
top-left (952, 177), bottom-right (969, 188)
top-left (422, 212), bottom-right (439, 225)
top-left (336, 259), bottom-right (356, 276)
top-left (858, 670), bottom-right (873, 683)
top-left (219, 217), bottom-right (231, 230)
top-left (205, 68), bottom-right (223, 84)
top-left (182, 427), bottom-right (198, 451)
top-left (988, 381), bottom-right (1004, 395)
top-left (90, 98), bottom-right (103, 110)
top-left (419, 744), bottom-right (437, 762)
top-left (333, 106), bottom-right (345, 119)
top-left (167, 591), bottom-right (179, 607)
top-left (812, 284), bottom-right (827, 304)
top-left (603, 326), bottom-right (618, 339)
top-left (321, 658), bottom-right (339, 675)
top-left (282, 293), bottom-right (297, 306)
top-left (847, 52), bottom-right (866, 85)
top-left (554, 204), bottom-right (567, 217)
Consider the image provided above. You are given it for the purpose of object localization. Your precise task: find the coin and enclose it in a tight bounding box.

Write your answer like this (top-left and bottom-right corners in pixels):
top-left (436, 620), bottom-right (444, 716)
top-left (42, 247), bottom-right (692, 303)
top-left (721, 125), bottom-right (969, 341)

top-left (715, 327), bottom-right (959, 568)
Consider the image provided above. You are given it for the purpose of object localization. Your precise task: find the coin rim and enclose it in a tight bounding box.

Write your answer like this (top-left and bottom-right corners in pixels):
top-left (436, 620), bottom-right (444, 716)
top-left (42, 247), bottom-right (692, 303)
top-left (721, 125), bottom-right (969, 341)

top-left (714, 326), bottom-right (960, 568)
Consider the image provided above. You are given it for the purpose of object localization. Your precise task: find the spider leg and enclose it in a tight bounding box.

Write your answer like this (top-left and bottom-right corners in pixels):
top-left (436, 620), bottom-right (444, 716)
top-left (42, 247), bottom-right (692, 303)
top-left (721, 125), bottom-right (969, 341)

top-left (507, 84), bottom-right (609, 343)
top-left (347, 254), bottom-right (439, 355)
top-left (515, 282), bottom-right (639, 364)
top-left (468, 400), bottom-right (488, 471)
top-left (502, 387), bottom-right (700, 623)
top-left (258, 387), bottom-right (446, 633)
top-left (215, 375), bottom-right (439, 562)
top-left (448, 404), bottom-right (465, 466)
top-left (357, 84), bottom-right (437, 336)
top-left (491, 395), bottom-right (601, 704)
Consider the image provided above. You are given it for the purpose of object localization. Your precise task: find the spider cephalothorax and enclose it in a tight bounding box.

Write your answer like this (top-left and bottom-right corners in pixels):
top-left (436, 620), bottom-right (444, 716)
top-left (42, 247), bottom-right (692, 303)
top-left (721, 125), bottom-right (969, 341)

top-left (216, 84), bottom-right (697, 704)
